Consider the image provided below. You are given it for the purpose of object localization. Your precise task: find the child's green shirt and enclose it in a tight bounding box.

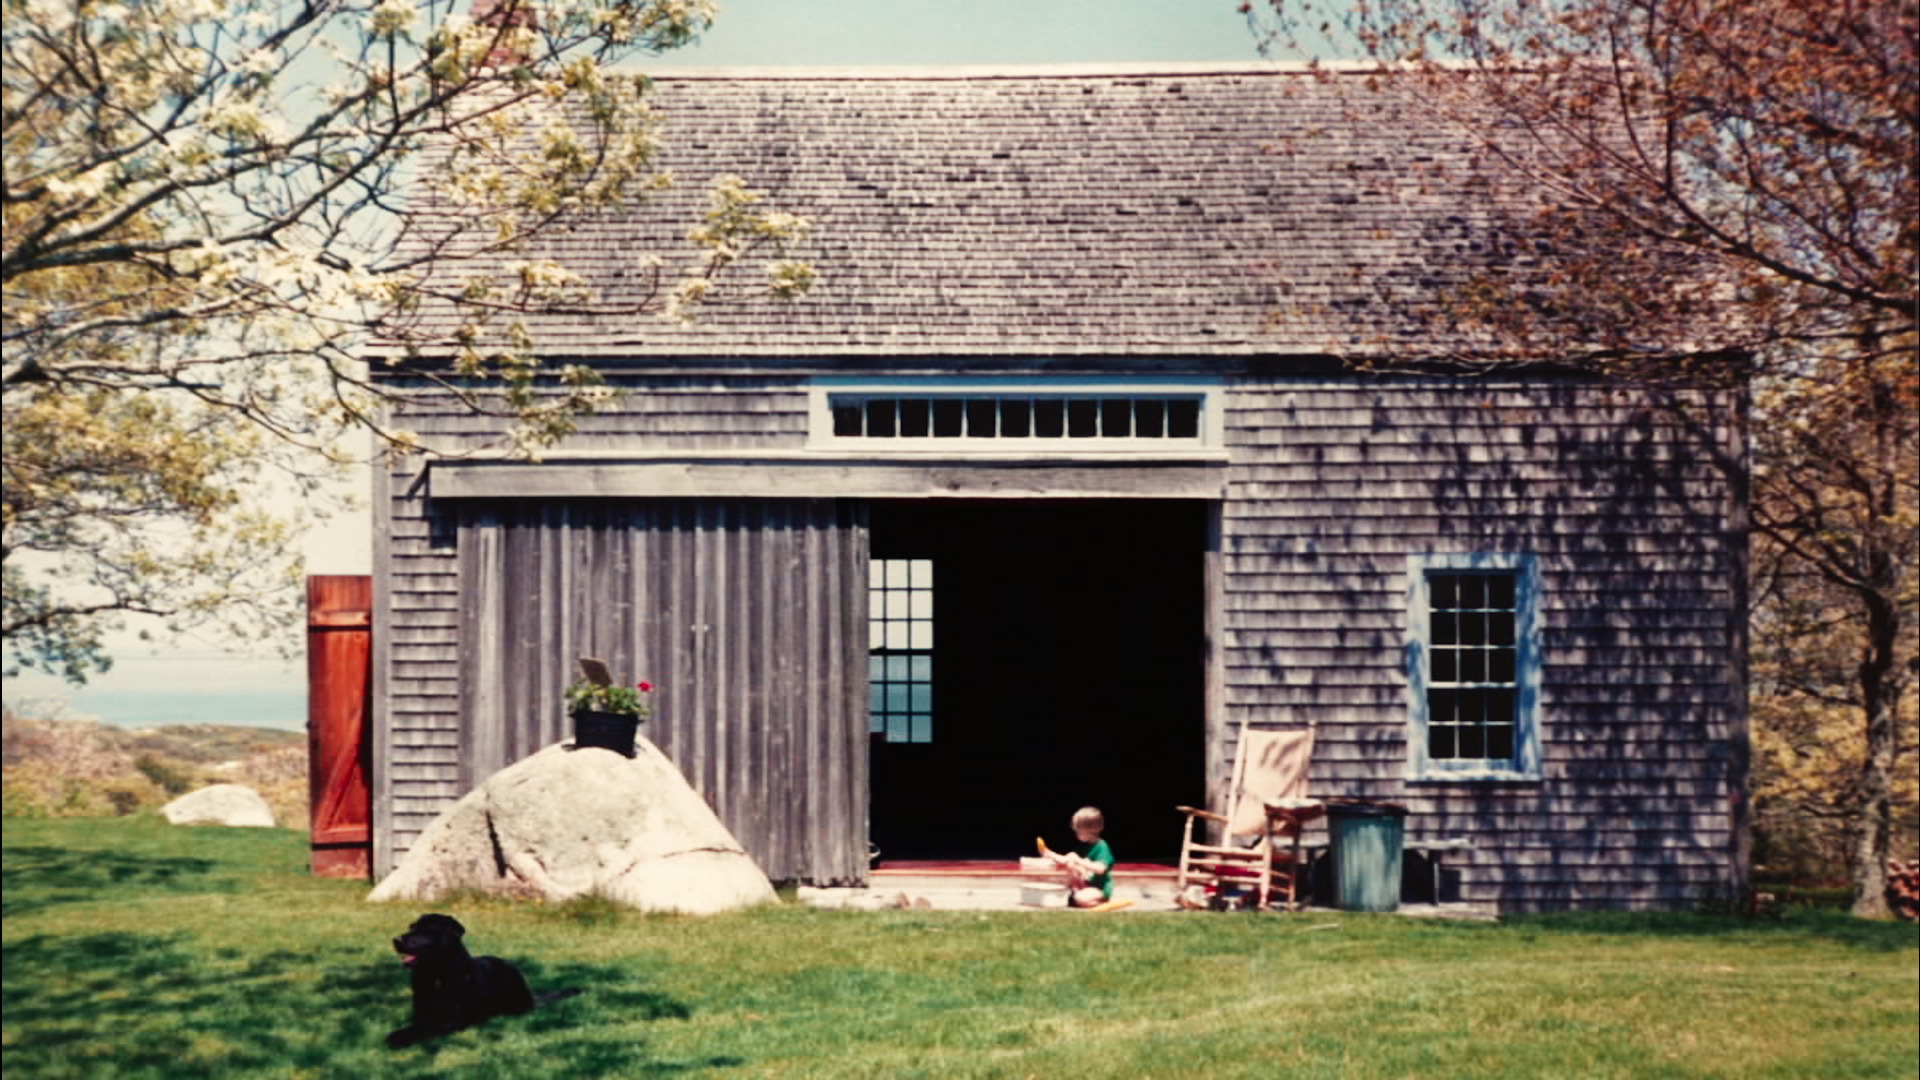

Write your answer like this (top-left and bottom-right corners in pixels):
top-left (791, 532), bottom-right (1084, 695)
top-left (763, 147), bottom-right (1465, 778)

top-left (1081, 838), bottom-right (1115, 900)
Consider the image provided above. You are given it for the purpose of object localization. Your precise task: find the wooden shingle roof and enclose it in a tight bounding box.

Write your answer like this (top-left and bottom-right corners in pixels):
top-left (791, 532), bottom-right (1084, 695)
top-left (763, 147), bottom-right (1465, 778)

top-left (403, 63), bottom-right (1551, 360)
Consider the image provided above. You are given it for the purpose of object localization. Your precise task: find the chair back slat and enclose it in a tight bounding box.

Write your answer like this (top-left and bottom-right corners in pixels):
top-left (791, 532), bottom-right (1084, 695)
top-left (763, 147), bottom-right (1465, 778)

top-left (1225, 728), bottom-right (1314, 837)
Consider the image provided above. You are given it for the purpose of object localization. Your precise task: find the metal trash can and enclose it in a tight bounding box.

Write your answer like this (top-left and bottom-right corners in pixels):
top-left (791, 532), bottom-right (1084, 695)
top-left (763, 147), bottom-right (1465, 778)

top-left (1327, 802), bottom-right (1409, 912)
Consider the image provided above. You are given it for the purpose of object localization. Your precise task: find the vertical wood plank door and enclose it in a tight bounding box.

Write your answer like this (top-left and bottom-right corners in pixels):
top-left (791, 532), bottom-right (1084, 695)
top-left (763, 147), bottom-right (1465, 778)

top-left (458, 499), bottom-right (870, 886)
top-left (307, 574), bottom-right (373, 879)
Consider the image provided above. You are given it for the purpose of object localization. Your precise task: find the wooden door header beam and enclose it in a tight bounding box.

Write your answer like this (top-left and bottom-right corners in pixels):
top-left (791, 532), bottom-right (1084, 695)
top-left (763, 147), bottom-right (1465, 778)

top-left (429, 454), bottom-right (1229, 501)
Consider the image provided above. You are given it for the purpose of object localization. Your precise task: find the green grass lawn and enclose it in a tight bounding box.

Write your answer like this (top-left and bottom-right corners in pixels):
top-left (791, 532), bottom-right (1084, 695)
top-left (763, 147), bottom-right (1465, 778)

top-left (4, 818), bottom-right (1915, 1079)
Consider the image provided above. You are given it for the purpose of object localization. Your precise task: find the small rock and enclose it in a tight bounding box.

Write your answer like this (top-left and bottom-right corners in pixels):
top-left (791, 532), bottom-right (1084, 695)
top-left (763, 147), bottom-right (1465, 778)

top-left (161, 783), bottom-right (277, 828)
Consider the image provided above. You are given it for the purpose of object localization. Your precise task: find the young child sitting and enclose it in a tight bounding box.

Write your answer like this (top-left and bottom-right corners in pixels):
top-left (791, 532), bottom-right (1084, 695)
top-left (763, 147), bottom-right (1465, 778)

top-left (1041, 806), bottom-right (1115, 908)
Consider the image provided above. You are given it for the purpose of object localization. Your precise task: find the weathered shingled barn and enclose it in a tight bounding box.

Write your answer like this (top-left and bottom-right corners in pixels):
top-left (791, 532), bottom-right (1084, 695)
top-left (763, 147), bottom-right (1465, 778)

top-left (368, 64), bottom-right (1748, 912)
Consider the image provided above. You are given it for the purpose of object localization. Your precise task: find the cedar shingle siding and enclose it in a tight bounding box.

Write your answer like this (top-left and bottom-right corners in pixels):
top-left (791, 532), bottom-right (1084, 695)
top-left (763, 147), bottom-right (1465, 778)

top-left (371, 66), bottom-right (1745, 911)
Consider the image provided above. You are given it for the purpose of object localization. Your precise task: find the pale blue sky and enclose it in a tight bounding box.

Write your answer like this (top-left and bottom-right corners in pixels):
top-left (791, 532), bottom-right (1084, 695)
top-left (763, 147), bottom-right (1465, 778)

top-left (1, 0), bottom-right (1273, 731)
top-left (644, 0), bottom-right (1265, 68)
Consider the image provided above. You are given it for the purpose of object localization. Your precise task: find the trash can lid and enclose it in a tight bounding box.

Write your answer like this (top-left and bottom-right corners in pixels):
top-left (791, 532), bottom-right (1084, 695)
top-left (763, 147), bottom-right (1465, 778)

top-left (1325, 801), bottom-right (1409, 817)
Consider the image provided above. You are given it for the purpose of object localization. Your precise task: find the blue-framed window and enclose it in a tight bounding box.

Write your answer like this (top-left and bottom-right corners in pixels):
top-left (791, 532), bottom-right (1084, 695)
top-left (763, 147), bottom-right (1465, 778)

top-left (1406, 553), bottom-right (1543, 781)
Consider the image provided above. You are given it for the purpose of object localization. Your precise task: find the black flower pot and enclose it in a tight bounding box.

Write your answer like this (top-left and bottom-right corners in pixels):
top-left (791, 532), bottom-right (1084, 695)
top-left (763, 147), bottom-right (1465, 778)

top-left (571, 710), bottom-right (641, 757)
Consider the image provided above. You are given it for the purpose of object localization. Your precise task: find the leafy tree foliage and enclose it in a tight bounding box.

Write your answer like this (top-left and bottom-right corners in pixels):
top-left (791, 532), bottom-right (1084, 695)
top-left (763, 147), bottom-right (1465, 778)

top-left (3, 0), bottom-right (814, 681)
top-left (1247, 0), bottom-right (1917, 915)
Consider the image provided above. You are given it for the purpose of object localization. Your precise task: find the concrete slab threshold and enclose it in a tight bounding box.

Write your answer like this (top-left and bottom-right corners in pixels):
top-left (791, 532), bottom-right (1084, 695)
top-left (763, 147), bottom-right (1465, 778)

top-left (793, 862), bottom-right (1496, 918)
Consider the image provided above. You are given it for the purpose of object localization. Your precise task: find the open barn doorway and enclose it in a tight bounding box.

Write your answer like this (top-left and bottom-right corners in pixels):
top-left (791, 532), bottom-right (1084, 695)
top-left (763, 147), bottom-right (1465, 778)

top-left (867, 499), bottom-right (1208, 864)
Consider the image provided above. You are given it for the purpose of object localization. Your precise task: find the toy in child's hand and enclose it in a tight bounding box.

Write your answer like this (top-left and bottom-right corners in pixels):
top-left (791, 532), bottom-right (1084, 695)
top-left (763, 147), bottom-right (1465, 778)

top-left (1036, 837), bottom-right (1049, 855)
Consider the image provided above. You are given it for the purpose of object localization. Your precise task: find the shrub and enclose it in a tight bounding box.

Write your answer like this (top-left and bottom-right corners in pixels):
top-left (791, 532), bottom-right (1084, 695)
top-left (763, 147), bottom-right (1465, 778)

top-left (135, 754), bottom-right (197, 795)
top-left (2, 761), bottom-right (113, 817)
top-left (232, 746), bottom-right (309, 829)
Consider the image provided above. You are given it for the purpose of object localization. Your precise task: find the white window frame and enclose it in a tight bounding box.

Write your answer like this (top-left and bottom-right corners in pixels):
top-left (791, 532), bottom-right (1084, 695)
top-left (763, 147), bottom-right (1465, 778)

top-left (807, 375), bottom-right (1225, 453)
top-left (1405, 552), bottom-right (1544, 783)
top-left (870, 558), bottom-right (934, 744)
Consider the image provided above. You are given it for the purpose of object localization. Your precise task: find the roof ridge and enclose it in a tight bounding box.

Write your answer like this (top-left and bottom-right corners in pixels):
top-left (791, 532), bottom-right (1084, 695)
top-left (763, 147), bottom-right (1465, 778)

top-left (633, 60), bottom-right (1393, 81)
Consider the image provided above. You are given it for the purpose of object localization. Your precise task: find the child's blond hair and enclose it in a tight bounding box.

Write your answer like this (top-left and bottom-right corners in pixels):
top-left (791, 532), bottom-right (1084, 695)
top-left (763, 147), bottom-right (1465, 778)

top-left (1072, 806), bottom-right (1105, 833)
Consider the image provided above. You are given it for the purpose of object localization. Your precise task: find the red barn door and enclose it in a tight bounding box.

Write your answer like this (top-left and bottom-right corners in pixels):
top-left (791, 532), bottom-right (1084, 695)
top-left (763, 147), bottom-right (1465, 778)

top-left (307, 575), bottom-right (372, 879)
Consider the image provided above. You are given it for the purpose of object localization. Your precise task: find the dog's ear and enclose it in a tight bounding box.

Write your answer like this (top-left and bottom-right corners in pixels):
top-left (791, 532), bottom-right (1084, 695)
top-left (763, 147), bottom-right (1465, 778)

top-left (413, 913), bottom-right (464, 939)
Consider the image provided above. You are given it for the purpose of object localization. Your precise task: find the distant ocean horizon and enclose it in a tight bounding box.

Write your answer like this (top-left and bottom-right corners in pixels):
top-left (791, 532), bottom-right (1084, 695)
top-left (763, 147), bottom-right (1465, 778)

top-left (30, 688), bottom-right (308, 732)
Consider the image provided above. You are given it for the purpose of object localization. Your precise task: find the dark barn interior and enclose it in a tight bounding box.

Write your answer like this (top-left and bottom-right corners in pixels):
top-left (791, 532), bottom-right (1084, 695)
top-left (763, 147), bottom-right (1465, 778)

top-left (867, 499), bottom-right (1208, 863)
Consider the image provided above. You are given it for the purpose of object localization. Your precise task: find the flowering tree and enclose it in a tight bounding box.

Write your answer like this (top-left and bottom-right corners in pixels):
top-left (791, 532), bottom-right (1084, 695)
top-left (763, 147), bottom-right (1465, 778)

top-left (3, 0), bottom-right (814, 681)
top-left (1245, 0), bottom-right (1917, 915)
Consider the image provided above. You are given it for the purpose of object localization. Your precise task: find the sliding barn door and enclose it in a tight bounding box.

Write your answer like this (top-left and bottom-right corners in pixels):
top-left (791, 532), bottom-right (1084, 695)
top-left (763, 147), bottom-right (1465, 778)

top-left (458, 498), bottom-right (870, 885)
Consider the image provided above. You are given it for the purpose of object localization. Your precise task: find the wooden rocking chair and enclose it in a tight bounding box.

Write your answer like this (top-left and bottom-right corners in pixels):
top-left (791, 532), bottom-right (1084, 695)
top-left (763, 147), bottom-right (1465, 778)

top-left (1176, 728), bottom-right (1323, 911)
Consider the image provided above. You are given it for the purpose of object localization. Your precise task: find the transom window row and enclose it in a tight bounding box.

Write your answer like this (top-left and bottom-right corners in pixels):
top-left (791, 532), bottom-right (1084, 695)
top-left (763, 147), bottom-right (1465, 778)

top-left (831, 395), bottom-right (1203, 440)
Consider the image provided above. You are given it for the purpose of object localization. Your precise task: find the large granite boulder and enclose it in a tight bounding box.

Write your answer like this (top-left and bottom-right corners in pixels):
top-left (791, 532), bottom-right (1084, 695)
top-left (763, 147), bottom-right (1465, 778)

top-left (161, 783), bottom-right (277, 828)
top-left (368, 738), bottom-right (777, 915)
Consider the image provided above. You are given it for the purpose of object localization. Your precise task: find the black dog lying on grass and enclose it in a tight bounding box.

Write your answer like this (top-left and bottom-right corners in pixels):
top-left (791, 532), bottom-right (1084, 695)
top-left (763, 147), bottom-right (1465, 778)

top-left (386, 913), bottom-right (580, 1048)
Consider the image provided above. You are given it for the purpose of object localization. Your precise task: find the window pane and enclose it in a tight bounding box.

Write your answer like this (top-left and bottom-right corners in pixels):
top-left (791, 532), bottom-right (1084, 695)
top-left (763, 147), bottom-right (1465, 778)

top-left (1067, 399), bottom-right (1098, 437)
top-left (886, 622), bottom-right (911, 649)
top-left (1428, 718), bottom-right (1456, 758)
top-left (1001, 399), bottom-right (1031, 437)
top-left (1487, 688), bottom-right (1516, 724)
top-left (1458, 723), bottom-right (1486, 759)
top-left (910, 655), bottom-right (932, 681)
top-left (1461, 688), bottom-right (1485, 724)
top-left (916, 715), bottom-right (934, 743)
top-left (887, 654), bottom-right (911, 681)
top-left (1463, 575), bottom-right (1489, 608)
top-left (1430, 689), bottom-right (1458, 724)
top-left (899, 399), bottom-right (930, 437)
top-left (833, 404), bottom-right (864, 436)
top-left (1033, 399), bottom-right (1065, 437)
top-left (1431, 648), bottom-right (1457, 683)
top-left (1488, 575), bottom-right (1516, 609)
top-left (1461, 611), bottom-right (1487, 645)
top-left (966, 399), bottom-right (997, 437)
top-left (1431, 574), bottom-right (1458, 609)
top-left (1432, 611), bottom-right (1457, 646)
top-left (1460, 649), bottom-right (1485, 682)
top-left (866, 399), bottom-right (896, 437)
top-left (910, 684), bottom-right (931, 712)
top-left (909, 622), bottom-right (933, 649)
top-left (1490, 611), bottom-right (1515, 646)
top-left (1136, 399), bottom-right (1165, 437)
top-left (932, 399), bottom-right (963, 437)
top-left (910, 560), bottom-right (933, 588)
top-left (1489, 649), bottom-right (1516, 683)
top-left (1486, 723), bottom-right (1515, 760)
top-left (888, 713), bottom-right (912, 742)
top-left (1168, 399), bottom-right (1201, 438)
top-left (1102, 399), bottom-right (1132, 437)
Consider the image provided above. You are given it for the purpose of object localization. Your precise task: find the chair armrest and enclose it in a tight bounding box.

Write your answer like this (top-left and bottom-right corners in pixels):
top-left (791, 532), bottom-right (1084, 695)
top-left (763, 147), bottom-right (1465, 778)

top-left (1176, 806), bottom-right (1228, 824)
